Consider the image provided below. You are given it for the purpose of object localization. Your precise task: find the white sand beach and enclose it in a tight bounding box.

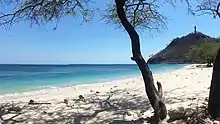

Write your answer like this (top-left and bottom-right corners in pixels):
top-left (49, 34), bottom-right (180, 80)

top-left (0, 65), bottom-right (213, 124)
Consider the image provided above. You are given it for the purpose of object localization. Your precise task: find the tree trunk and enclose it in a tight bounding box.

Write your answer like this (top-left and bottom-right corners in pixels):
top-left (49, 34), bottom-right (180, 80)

top-left (115, 0), bottom-right (167, 122)
top-left (208, 48), bottom-right (220, 119)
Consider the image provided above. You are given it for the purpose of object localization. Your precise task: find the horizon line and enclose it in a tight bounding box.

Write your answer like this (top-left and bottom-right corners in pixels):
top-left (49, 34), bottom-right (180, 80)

top-left (0, 63), bottom-right (137, 65)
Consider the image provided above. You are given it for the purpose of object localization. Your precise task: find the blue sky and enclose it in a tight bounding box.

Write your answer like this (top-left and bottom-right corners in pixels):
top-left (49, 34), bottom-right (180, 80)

top-left (0, 1), bottom-right (220, 64)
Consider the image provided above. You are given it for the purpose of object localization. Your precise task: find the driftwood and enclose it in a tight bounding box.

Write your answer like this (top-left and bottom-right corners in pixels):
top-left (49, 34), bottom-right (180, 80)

top-left (28, 100), bottom-right (51, 105)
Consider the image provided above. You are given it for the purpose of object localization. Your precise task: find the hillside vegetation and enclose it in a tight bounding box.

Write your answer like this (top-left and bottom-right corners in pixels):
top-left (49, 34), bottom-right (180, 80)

top-left (147, 32), bottom-right (220, 64)
top-left (185, 41), bottom-right (220, 64)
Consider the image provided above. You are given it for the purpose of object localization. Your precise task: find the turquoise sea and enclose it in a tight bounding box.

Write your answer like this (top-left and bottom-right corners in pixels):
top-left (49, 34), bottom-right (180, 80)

top-left (0, 64), bottom-right (188, 94)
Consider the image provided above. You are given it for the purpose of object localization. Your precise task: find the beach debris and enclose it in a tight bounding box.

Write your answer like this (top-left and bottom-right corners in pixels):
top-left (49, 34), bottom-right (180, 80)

top-left (96, 91), bottom-right (100, 94)
top-left (168, 107), bottom-right (186, 121)
top-left (168, 107), bottom-right (198, 123)
top-left (79, 95), bottom-right (84, 100)
top-left (126, 112), bottom-right (132, 116)
top-left (90, 90), bottom-right (94, 92)
top-left (64, 99), bottom-right (68, 104)
top-left (166, 105), bottom-right (220, 124)
top-left (28, 100), bottom-right (35, 104)
top-left (75, 95), bottom-right (86, 102)
top-left (187, 97), bottom-right (196, 101)
top-left (28, 99), bottom-right (51, 105)
top-left (42, 111), bottom-right (53, 116)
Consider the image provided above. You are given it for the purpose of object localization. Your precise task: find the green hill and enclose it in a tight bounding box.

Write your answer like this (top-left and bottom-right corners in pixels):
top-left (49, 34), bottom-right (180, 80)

top-left (147, 32), bottom-right (220, 64)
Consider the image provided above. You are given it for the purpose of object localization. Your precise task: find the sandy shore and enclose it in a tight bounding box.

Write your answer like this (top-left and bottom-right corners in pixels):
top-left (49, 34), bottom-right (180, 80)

top-left (0, 65), bottom-right (213, 123)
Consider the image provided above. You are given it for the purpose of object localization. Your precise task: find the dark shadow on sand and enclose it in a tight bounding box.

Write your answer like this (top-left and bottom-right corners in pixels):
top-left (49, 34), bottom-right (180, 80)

top-left (0, 87), bottom-right (192, 124)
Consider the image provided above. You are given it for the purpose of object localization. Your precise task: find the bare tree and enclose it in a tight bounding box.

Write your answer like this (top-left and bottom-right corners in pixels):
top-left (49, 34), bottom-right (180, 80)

top-left (113, 0), bottom-right (167, 122)
top-left (0, 0), bottom-right (170, 122)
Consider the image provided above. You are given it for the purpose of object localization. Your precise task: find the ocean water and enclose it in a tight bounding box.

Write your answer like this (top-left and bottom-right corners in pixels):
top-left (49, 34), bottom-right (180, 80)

top-left (0, 64), bottom-right (188, 94)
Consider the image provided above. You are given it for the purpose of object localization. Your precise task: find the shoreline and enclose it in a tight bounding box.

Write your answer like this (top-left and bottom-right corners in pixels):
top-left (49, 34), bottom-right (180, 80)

top-left (0, 65), bottom-right (190, 101)
top-left (0, 76), bottom-right (140, 101)
top-left (0, 64), bottom-right (188, 96)
top-left (0, 64), bottom-right (196, 103)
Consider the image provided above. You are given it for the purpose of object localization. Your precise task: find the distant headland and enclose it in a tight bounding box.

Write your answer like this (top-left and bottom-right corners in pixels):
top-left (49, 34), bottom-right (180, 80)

top-left (147, 27), bottom-right (220, 64)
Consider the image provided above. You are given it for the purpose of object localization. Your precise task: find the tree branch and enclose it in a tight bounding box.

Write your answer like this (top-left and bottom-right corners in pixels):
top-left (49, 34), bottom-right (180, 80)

top-left (115, 0), bottom-right (167, 122)
top-left (157, 81), bottom-right (163, 98)
top-left (0, 0), bottom-right (93, 28)
top-left (195, 1), bottom-right (220, 19)
top-left (0, 0), bottom-right (45, 26)
top-left (216, 2), bottom-right (220, 17)
top-left (103, 0), bottom-right (167, 33)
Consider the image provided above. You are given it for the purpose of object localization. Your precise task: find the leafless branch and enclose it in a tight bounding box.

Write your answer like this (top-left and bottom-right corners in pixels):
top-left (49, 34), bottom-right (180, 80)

top-left (194, 0), bottom-right (220, 18)
top-left (102, 0), bottom-right (168, 33)
top-left (0, 0), bottom-right (94, 29)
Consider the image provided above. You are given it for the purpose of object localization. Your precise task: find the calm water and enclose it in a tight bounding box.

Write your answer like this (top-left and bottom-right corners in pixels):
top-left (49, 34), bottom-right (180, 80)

top-left (0, 64), bottom-right (188, 94)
